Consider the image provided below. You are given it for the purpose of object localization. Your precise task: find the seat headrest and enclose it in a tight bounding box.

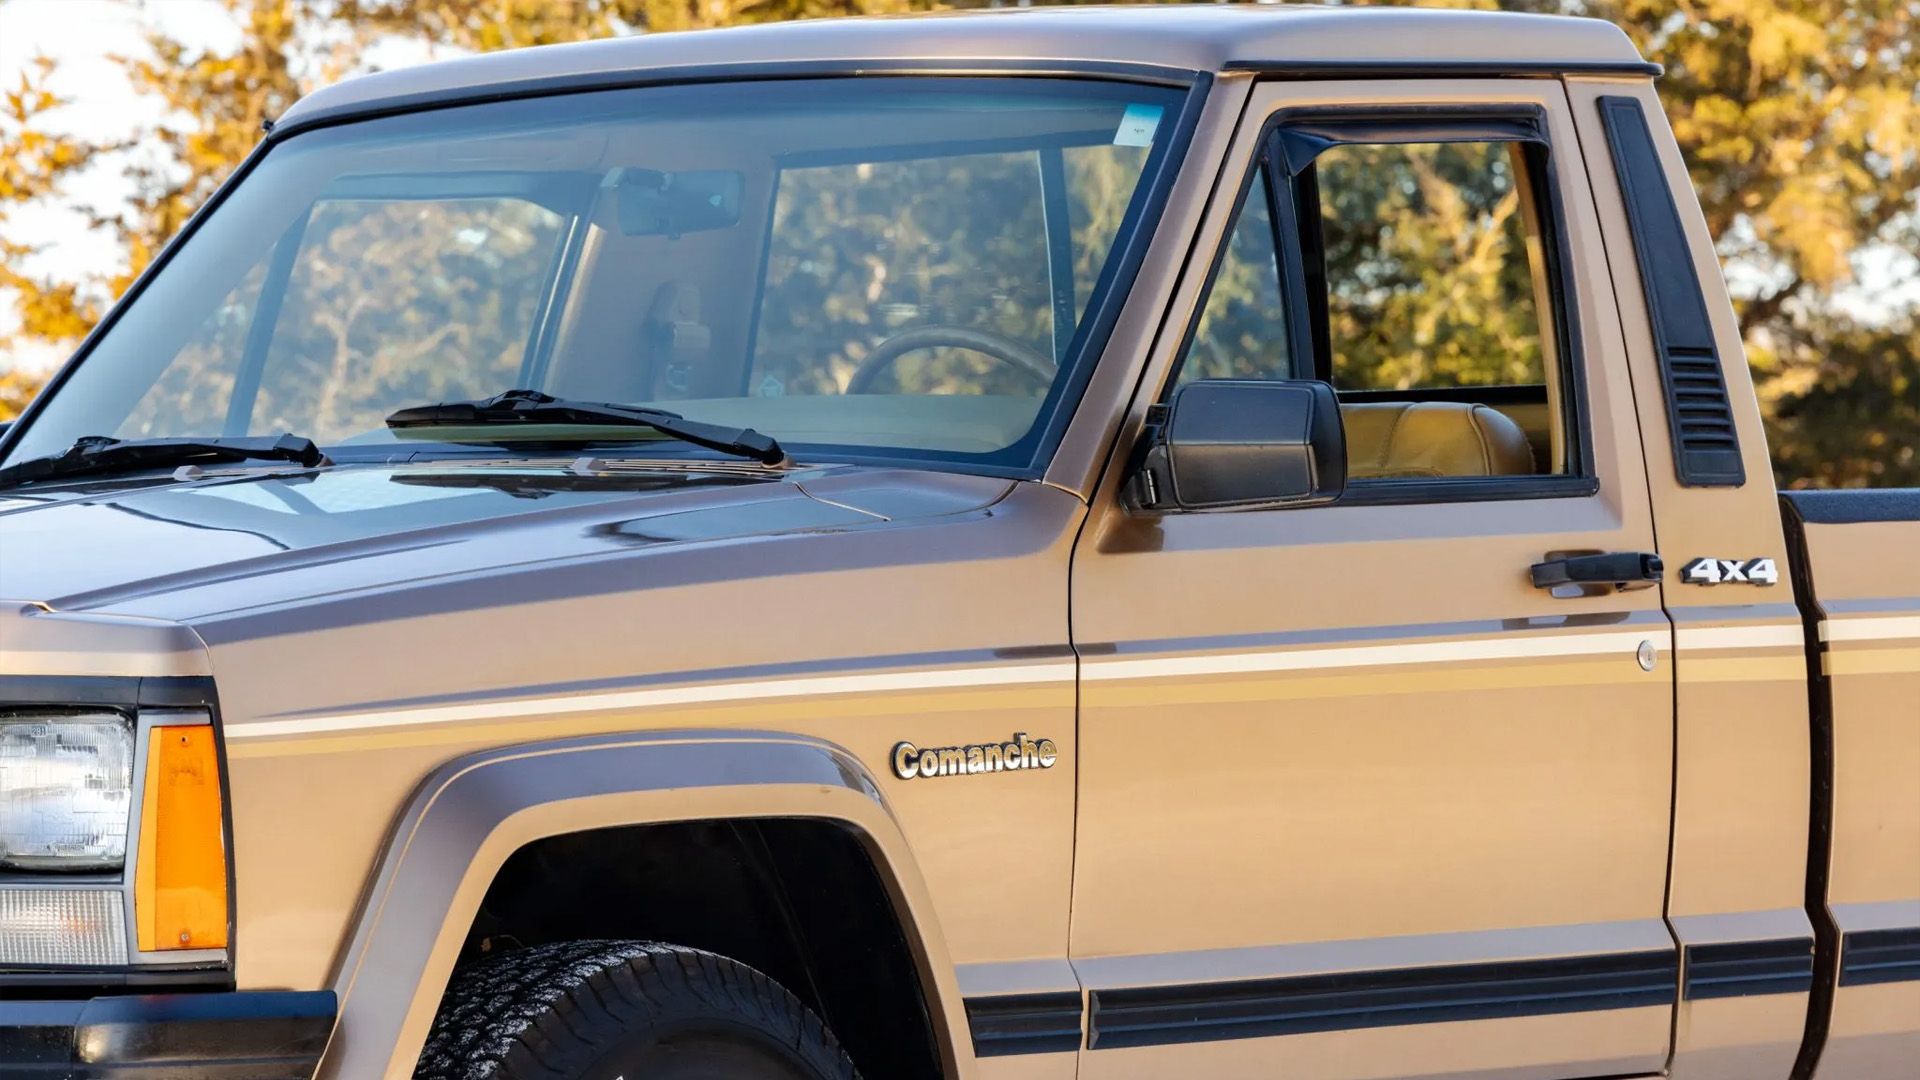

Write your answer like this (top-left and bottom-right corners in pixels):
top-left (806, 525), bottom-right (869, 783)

top-left (1340, 400), bottom-right (1537, 479)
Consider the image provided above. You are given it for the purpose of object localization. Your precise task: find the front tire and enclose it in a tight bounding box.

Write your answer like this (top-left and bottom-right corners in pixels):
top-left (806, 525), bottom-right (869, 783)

top-left (413, 940), bottom-right (861, 1080)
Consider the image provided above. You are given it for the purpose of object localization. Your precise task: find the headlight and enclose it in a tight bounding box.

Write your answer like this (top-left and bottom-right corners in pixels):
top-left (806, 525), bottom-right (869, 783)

top-left (0, 707), bottom-right (227, 968)
top-left (0, 712), bottom-right (134, 871)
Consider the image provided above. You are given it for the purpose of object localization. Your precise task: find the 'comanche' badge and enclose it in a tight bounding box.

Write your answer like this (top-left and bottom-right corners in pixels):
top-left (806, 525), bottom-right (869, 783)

top-left (892, 733), bottom-right (1057, 780)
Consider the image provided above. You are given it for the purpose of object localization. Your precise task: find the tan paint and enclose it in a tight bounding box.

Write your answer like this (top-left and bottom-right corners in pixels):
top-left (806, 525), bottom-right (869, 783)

top-left (1802, 517), bottom-right (1920, 1079)
top-left (1817, 980), bottom-right (1920, 1080)
top-left (3, 10), bottom-right (1916, 1078)
top-left (1565, 76), bottom-right (1820, 1077)
top-left (308, 732), bottom-right (966, 1077)
top-left (1067, 76), bottom-right (1674, 1079)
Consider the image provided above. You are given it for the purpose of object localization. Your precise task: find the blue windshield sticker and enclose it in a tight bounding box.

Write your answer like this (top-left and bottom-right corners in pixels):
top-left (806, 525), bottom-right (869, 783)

top-left (1113, 104), bottom-right (1163, 148)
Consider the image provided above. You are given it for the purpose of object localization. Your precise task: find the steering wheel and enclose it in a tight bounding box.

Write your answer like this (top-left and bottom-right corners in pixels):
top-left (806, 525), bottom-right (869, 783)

top-left (844, 325), bottom-right (1055, 395)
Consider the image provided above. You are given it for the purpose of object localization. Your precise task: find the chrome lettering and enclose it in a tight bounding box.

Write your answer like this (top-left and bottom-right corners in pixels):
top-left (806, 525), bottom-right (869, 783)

top-left (890, 733), bottom-right (1061, 780)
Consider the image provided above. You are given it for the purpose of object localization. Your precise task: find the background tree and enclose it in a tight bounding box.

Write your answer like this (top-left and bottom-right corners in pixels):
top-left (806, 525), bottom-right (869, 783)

top-left (1, 53), bottom-right (103, 344)
top-left (0, 0), bottom-right (1914, 488)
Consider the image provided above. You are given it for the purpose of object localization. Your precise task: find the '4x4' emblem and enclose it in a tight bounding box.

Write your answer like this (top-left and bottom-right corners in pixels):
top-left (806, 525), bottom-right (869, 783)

top-left (1680, 557), bottom-right (1779, 586)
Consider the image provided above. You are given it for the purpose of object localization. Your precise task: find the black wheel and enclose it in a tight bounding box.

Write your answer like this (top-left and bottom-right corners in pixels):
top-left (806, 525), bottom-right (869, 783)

top-left (413, 940), bottom-right (861, 1080)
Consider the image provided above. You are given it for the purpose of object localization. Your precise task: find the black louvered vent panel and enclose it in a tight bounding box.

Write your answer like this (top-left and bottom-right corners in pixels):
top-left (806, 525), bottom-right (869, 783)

top-left (1598, 96), bottom-right (1746, 487)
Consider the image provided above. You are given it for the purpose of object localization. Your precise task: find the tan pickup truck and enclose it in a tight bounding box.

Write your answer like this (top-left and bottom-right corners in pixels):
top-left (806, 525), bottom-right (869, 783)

top-left (0, 7), bottom-right (1914, 1080)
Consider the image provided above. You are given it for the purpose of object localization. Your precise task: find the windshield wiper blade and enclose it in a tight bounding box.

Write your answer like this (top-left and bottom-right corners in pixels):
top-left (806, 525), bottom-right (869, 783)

top-left (386, 389), bottom-right (787, 466)
top-left (0, 433), bottom-right (328, 489)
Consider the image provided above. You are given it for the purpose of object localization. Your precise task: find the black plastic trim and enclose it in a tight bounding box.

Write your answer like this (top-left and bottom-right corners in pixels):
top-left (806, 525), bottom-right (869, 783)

top-left (1597, 95), bottom-right (1744, 487)
top-left (1227, 59), bottom-right (1664, 79)
top-left (0, 967), bottom-right (229, 998)
top-left (1780, 494), bottom-right (1840, 1080)
top-left (1339, 384), bottom-right (1547, 407)
top-left (1837, 928), bottom-right (1920, 988)
top-left (1779, 489), bottom-right (1920, 525)
top-left (1271, 106), bottom-right (1548, 176)
top-left (1085, 950), bottom-right (1677, 1049)
top-left (964, 992), bottom-right (1083, 1057)
top-left (0, 675), bottom-right (217, 711)
top-left (1338, 474), bottom-right (1600, 506)
top-left (0, 989), bottom-right (335, 1079)
top-left (1682, 938), bottom-right (1815, 1000)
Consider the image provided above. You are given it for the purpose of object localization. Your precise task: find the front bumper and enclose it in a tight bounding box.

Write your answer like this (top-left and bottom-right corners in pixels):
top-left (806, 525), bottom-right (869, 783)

top-left (0, 990), bottom-right (335, 1079)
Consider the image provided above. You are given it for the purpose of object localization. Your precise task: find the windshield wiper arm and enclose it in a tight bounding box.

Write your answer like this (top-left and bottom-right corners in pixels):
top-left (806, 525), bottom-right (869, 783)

top-left (385, 389), bottom-right (787, 466)
top-left (0, 433), bottom-right (328, 489)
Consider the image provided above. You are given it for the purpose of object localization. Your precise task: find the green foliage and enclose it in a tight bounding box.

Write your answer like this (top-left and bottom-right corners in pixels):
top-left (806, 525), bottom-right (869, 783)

top-left (1182, 168), bottom-right (1293, 384)
top-left (1317, 141), bottom-right (1546, 391)
top-left (1767, 315), bottom-right (1920, 487)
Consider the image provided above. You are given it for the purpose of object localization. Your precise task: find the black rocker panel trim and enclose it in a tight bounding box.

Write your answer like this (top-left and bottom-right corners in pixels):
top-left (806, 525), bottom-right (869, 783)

top-left (0, 989), bottom-right (335, 1079)
top-left (1086, 950), bottom-right (1677, 1049)
top-left (1837, 927), bottom-right (1920, 988)
top-left (1682, 938), bottom-right (1815, 1000)
top-left (1597, 95), bottom-right (1745, 487)
top-left (964, 992), bottom-right (1083, 1057)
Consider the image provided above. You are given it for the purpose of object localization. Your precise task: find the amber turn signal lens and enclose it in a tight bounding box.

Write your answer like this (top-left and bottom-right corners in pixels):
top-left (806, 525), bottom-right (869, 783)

top-left (134, 725), bottom-right (228, 952)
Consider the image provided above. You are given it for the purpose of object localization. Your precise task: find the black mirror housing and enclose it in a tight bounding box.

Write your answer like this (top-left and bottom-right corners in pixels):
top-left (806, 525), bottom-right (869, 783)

top-left (1127, 379), bottom-right (1347, 512)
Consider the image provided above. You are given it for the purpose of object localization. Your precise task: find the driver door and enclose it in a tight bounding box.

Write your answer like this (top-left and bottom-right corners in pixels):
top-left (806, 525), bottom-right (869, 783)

top-left (1069, 78), bottom-right (1677, 1079)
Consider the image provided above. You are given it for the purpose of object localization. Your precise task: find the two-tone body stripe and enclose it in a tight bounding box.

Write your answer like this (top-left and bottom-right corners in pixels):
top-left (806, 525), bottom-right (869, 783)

top-left (1838, 928), bottom-right (1920, 987)
top-left (963, 992), bottom-right (1084, 1057)
top-left (1682, 939), bottom-right (1815, 1000)
top-left (228, 615), bottom-right (1835, 741)
top-left (227, 657), bottom-right (1077, 740)
top-left (1081, 627), bottom-right (1664, 682)
top-left (1819, 614), bottom-right (1920, 643)
top-left (964, 936), bottom-right (1829, 1054)
top-left (1085, 950), bottom-right (1678, 1048)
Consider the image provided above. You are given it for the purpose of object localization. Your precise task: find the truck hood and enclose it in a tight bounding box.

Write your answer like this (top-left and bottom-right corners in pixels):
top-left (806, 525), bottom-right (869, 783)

top-left (0, 458), bottom-right (1016, 620)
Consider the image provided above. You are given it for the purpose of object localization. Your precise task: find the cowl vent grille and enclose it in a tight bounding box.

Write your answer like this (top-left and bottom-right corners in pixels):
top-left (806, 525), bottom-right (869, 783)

top-left (1597, 96), bottom-right (1746, 487)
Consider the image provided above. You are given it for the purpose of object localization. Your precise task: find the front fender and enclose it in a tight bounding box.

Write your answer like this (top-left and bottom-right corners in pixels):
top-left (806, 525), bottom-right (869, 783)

top-left (318, 729), bottom-right (970, 1080)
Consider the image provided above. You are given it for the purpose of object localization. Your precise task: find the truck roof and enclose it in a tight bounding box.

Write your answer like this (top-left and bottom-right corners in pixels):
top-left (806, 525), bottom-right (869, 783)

top-left (277, 5), bottom-right (1654, 131)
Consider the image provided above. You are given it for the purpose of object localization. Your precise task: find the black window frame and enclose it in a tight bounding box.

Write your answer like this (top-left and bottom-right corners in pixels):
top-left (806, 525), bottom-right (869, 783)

top-left (1168, 156), bottom-right (1302, 389)
top-left (1160, 103), bottom-right (1600, 508)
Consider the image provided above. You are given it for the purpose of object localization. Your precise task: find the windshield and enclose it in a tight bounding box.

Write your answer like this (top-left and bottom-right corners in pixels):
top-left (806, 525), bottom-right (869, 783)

top-left (5, 77), bottom-right (1185, 475)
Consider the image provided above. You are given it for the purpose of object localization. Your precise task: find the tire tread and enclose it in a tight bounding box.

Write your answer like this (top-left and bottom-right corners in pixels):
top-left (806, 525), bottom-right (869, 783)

top-left (412, 940), bottom-right (859, 1080)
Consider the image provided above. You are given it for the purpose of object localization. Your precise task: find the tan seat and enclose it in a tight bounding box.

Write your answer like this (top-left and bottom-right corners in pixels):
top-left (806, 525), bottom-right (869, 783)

top-left (1340, 401), bottom-right (1537, 479)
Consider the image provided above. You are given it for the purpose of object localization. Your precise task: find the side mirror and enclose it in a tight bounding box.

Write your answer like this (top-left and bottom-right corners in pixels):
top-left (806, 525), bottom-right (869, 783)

top-left (1125, 379), bottom-right (1347, 512)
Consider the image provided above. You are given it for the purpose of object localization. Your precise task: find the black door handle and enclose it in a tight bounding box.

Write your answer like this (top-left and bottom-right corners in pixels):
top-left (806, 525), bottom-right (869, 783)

top-left (1530, 551), bottom-right (1663, 593)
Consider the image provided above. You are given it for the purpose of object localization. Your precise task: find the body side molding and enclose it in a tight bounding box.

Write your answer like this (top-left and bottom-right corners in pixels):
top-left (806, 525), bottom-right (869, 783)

top-left (1837, 927), bottom-right (1920, 987)
top-left (1681, 938), bottom-right (1816, 1000)
top-left (1084, 950), bottom-right (1678, 1049)
top-left (962, 991), bottom-right (1084, 1057)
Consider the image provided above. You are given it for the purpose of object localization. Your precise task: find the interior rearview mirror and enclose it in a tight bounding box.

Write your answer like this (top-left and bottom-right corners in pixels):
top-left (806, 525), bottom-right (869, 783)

top-left (615, 168), bottom-right (744, 237)
top-left (1125, 379), bottom-right (1347, 512)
